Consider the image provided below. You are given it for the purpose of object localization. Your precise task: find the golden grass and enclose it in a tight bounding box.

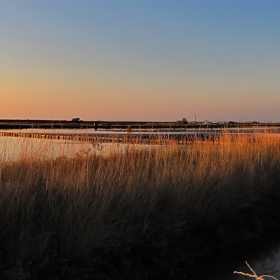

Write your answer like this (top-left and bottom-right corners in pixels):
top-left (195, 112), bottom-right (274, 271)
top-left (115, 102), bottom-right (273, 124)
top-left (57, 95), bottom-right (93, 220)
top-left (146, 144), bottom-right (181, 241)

top-left (0, 132), bottom-right (280, 278)
top-left (234, 262), bottom-right (278, 280)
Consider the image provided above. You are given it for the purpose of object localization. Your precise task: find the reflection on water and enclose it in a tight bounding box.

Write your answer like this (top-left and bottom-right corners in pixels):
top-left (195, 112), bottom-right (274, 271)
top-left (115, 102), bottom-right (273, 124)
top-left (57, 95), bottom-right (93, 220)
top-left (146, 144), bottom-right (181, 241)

top-left (0, 137), bottom-right (118, 161)
top-left (0, 137), bottom-right (94, 161)
top-left (2, 127), bottom-right (280, 137)
top-left (0, 136), bottom-right (154, 162)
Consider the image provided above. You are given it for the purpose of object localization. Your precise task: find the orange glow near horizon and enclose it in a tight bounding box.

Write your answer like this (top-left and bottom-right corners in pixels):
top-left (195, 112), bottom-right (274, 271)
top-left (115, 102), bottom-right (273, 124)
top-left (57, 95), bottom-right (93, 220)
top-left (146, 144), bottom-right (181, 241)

top-left (1, 1), bottom-right (279, 122)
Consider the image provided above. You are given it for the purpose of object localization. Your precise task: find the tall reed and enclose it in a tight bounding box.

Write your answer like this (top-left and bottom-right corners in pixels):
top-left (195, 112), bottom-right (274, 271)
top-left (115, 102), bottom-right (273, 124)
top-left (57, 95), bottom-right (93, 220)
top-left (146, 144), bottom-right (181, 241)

top-left (0, 133), bottom-right (280, 279)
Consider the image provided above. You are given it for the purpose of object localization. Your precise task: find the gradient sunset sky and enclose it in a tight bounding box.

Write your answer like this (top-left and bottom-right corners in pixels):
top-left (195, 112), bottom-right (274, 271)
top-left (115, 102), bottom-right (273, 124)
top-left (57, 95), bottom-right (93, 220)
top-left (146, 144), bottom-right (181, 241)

top-left (1, 0), bottom-right (279, 122)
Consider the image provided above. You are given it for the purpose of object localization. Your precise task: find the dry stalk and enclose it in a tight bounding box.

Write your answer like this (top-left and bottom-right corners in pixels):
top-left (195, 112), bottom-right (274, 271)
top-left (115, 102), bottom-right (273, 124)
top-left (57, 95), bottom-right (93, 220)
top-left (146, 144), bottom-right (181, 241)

top-left (234, 261), bottom-right (278, 280)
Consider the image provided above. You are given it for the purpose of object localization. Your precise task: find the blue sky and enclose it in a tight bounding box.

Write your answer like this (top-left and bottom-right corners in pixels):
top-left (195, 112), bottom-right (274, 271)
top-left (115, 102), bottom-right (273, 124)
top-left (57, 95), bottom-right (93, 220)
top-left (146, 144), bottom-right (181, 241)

top-left (0, 0), bottom-right (279, 122)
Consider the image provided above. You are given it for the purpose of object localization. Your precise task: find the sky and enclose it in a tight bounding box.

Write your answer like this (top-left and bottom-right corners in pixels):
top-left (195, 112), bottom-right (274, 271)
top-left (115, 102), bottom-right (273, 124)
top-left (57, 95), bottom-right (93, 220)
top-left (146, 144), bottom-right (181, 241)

top-left (0, 0), bottom-right (279, 122)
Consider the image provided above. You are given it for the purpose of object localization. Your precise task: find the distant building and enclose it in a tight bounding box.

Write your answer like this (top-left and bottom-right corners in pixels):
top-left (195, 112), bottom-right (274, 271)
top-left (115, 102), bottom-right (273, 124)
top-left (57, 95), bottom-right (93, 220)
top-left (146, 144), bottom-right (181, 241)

top-left (71, 118), bottom-right (81, 122)
top-left (177, 118), bottom-right (188, 124)
top-left (245, 121), bottom-right (260, 124)
top-left (202, 120), bottom-right (213, 125)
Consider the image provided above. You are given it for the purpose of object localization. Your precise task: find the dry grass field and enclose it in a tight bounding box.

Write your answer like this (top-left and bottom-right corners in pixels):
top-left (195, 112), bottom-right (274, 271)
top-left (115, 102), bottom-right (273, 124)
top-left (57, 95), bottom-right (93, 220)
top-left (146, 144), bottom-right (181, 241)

top-left (0, 133), bottom-right (280, 279)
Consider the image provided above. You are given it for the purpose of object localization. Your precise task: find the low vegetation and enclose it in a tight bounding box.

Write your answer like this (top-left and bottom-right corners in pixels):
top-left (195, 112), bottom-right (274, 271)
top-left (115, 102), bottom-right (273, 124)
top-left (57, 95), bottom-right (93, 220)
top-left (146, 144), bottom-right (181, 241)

top-left (0, 133), bottom-right (280, 279)
top-left (234, 262), bottom-right (278, 280)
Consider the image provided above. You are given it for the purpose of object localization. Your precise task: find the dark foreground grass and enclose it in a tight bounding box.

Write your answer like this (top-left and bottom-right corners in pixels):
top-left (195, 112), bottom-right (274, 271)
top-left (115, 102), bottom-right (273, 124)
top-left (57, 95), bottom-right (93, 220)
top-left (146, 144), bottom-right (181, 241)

top-left (0, 134), bottom-right (280, 279)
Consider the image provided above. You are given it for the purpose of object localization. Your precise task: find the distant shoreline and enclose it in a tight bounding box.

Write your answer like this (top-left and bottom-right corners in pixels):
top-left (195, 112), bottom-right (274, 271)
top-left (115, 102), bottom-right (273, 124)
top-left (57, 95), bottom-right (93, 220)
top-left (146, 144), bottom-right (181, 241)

top-left (0, 119), bottom-right (279, 130)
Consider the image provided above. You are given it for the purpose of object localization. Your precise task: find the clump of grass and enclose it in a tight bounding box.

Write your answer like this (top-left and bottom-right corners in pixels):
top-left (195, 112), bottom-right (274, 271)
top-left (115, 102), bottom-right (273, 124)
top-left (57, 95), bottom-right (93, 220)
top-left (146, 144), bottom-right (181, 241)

top-left (0, 133), bottom-right (280, 279)
top-left (234, 261), bottom-right (278, 280)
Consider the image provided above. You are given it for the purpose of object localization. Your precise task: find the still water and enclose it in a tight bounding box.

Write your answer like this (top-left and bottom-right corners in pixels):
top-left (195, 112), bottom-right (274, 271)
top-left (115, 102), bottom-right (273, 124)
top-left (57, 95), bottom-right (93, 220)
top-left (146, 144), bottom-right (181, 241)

top-left (0, 135), bottom-right (148, 161)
